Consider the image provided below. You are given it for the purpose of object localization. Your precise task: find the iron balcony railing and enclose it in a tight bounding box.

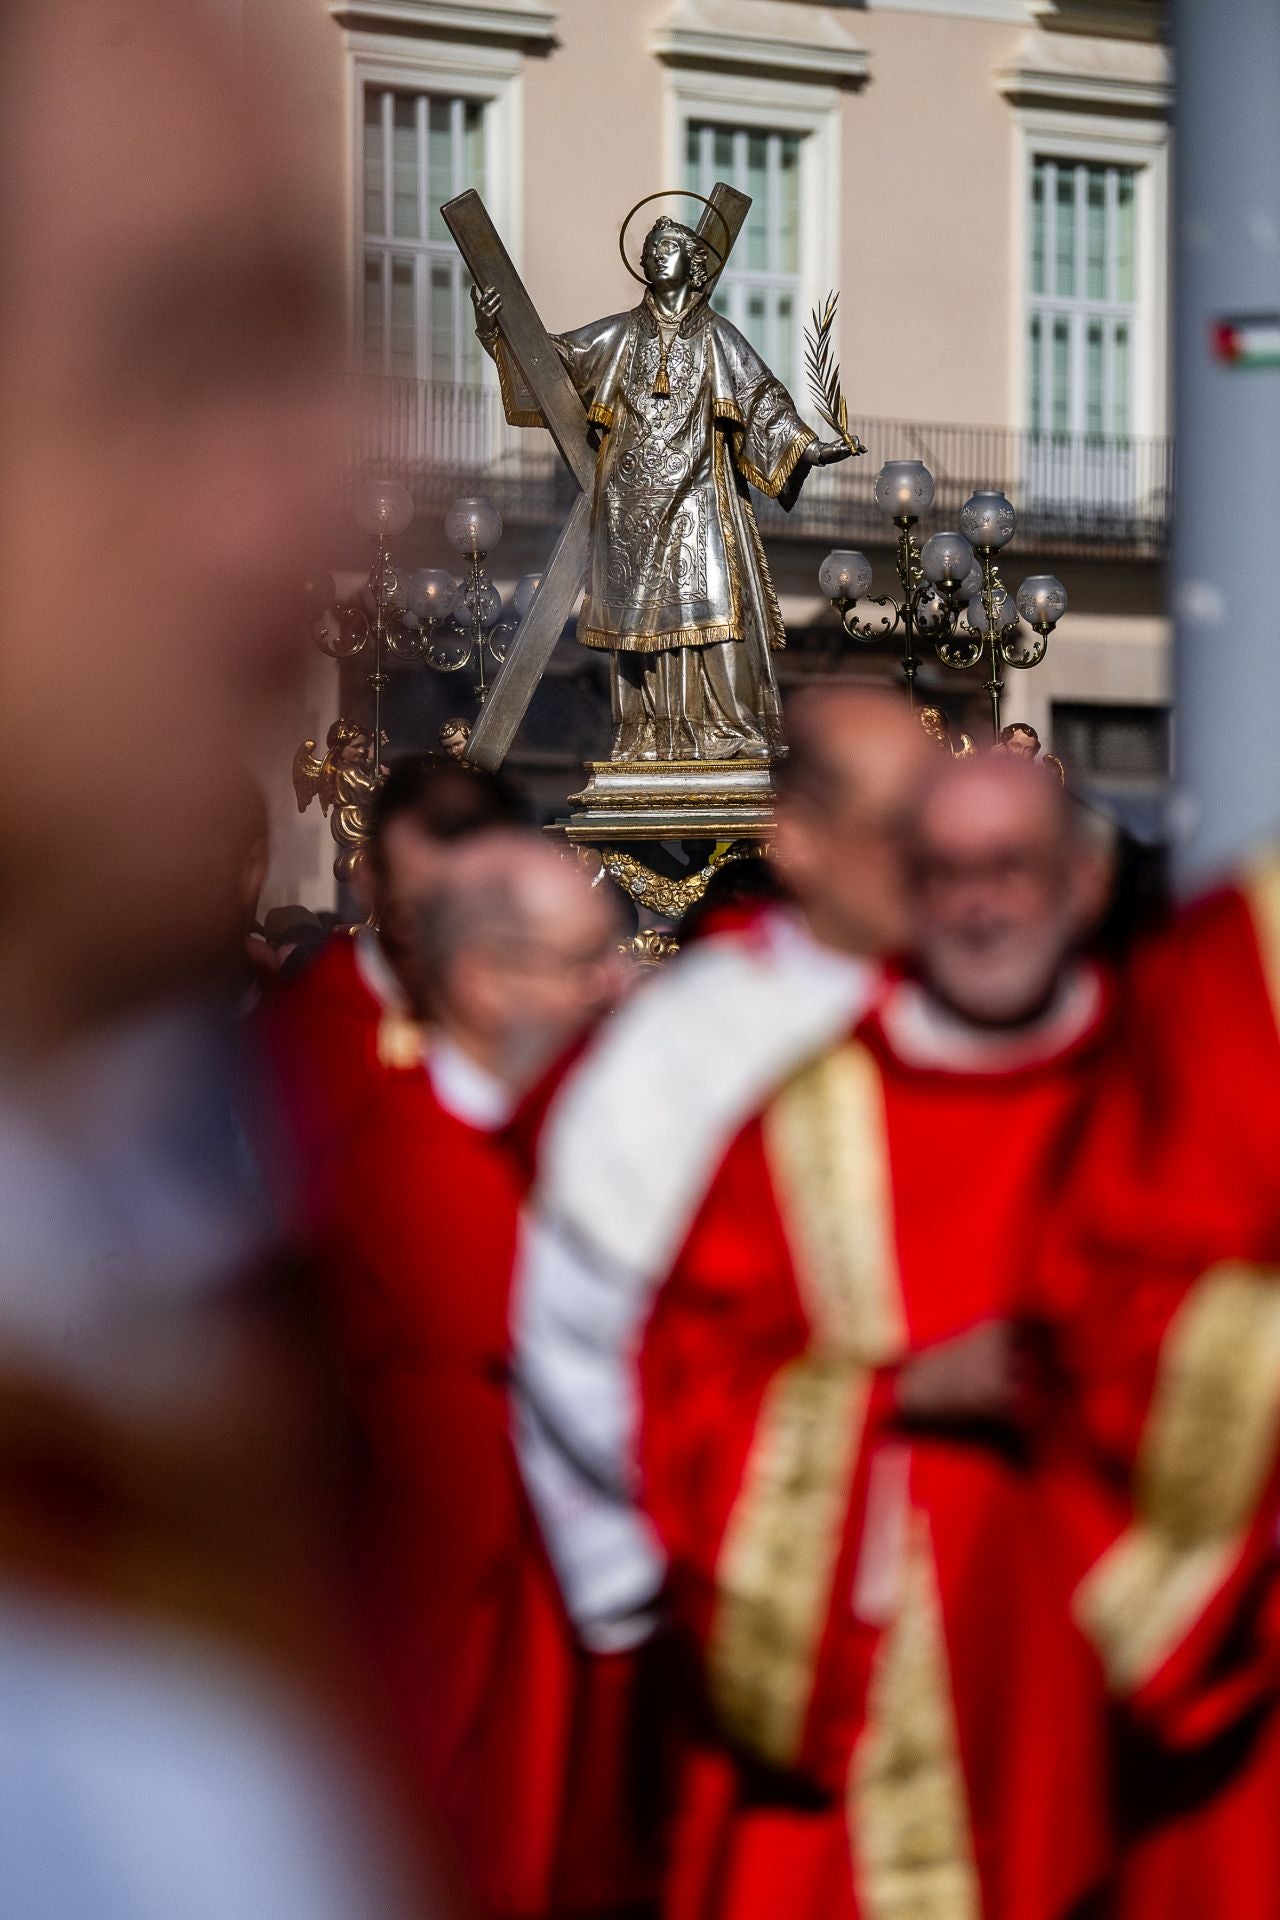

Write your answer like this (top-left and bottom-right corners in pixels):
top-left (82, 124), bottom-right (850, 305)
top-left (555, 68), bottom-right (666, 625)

top-left (345, 376), bottom-right (1172, 559)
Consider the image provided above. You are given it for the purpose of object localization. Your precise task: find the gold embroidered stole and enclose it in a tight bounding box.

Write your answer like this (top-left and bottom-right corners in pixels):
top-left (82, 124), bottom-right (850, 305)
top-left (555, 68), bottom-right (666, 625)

top-left (1075, 1260), bottom-right (1280, 1694)
top-left (705, 1042), bottom-right (981, 1918)
top-left (849, 1513), bottom-right (982, 1920)
top-left (1243, 844), bottom-right (1280, 1031)
top-left (706, 1044), bottom-right (901, 1766)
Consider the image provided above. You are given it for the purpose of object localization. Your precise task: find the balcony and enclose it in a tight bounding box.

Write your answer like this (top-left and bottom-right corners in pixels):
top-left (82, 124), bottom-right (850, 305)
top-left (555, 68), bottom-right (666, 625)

top-left (346, 376), bottom-right (1172, 561)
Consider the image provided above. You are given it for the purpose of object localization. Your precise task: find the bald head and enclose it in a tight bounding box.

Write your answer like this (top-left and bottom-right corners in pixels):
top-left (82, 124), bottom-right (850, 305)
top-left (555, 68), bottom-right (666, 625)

top-left (413, 832), bottom-right (626, 1089)
top-left (774, 688), bottom-right (932, 957)
top-left (907, 755), bottom-right (1111, 1025)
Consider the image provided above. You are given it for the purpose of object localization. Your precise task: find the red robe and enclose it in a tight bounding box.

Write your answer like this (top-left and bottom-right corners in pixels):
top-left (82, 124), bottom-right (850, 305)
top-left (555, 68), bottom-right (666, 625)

top-left (258, 932), bottom-right (418, 1216)
top-left (319, 1049), bottom-right (656, 1919)
top-left (1049, 852), bottom-right (1280, 1920)
top-left (639, 971), bottom-right (1115, 1920)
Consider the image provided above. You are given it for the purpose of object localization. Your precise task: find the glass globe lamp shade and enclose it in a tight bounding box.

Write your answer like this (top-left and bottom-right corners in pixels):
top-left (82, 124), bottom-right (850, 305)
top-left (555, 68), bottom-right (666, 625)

top-left (915, 587), bottom-right (951, 636)
top-left (818, 548), bottom-right (873, 603)
top-left (959, 490), bottom-right (1017, 551)
top-left (404, 568), bottom-right (459, 624)
top-left (353, 478), bottom-right (415, 538)
top-left (958, 563), bottom-right (984, 601)
top-left (874, 460), bottom-right (935, 521)
top-left (445, 496), bottom-right (503, 556)
top-left (1015, 574), bottom-right (1068, 630)
top-left (920, 531), bottom-right (975, 590)
top-left (967, 590), bottom-right (1018, 634)
top-left (513, 572), bottom-right (543, 619)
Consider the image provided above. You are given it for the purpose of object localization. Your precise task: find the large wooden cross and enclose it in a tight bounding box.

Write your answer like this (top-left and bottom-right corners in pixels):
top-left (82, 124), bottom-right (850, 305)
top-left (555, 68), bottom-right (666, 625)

top-left (441, 183), bottom-right (751, 772)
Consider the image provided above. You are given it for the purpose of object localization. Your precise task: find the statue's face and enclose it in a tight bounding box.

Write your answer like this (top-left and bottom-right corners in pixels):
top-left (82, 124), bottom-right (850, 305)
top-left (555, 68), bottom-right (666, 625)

top-left (1004, 728), bottom-right (1039, 760)
top-left (642, 225), bottom-right (691, 292)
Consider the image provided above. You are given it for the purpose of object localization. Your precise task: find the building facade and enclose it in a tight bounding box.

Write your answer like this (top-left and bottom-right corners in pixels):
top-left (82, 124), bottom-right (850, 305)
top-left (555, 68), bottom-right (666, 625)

top-left (256, 0), bottom-right (1171, 906)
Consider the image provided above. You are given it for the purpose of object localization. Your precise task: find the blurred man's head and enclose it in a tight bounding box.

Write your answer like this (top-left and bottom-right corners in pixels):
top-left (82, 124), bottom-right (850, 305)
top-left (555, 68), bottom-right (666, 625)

top-left (0, 0), bottom-right (340, 1055)
top-left (412, 833), bottom-right (627, 1091)
top-left (773, 688), bottom-right (932, 956)
top-left (356, 755), bottom-right (519, 975)
top-left (907, 756), bottom-right (1112, 1026)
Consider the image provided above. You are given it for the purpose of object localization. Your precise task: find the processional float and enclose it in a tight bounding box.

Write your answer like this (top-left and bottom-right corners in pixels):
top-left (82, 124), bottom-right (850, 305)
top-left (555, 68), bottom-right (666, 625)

top-left (296, 178), bottom-right (1071, 922)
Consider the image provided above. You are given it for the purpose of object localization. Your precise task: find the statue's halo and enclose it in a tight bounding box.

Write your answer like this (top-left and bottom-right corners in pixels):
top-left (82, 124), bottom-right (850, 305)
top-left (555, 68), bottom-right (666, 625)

top-left (618, 189), bottom-right (730, 285)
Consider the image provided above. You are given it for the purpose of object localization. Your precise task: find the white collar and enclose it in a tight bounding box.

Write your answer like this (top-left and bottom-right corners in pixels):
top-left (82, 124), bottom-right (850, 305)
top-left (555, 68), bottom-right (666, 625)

top-left (353, 927), bottom-right (405, 1013)
top-left (426, 1034), bottom-right (514, 1132)
top-left (877, 963), bottom-right (1102, 1075)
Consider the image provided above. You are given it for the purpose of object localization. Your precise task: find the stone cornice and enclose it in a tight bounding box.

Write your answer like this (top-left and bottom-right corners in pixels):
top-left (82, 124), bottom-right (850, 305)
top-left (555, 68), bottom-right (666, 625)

top-left (998, 25), bottom-right (1170, 113)
top-left (328, 0), bottom-right (557, 48)
top-left (650, 1), bottom-right (869, 87)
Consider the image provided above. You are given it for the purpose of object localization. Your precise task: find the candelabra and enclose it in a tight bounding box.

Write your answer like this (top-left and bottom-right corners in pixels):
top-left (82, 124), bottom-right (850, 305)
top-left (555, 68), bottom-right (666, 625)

top-left (304, 481), bottom-right (542, 760)
top-left (818, 461), bottom-right (1068, 741)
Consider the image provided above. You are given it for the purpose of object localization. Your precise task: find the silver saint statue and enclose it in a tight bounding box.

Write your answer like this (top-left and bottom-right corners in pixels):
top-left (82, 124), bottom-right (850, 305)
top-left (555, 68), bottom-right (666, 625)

top-left (473, 213), bottom-right (851, 762)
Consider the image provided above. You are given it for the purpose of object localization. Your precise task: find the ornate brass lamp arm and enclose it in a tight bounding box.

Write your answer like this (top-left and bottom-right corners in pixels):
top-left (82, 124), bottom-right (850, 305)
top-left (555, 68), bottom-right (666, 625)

top-left (837, 592), bottom-right (904, 642)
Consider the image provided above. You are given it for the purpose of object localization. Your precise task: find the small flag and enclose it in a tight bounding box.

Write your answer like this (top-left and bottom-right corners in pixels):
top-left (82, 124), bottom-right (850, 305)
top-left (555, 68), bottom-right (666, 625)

top-left (1212, 313), bottom-right (1280, 369)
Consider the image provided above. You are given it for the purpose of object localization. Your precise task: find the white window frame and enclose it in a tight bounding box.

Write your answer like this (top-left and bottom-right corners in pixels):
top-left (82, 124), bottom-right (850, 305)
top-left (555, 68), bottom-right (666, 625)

top-left (1010, 109), bottom-right (1168, 442)
top-left (663, 70), bottom-right (841, 401)
top-left (342, 29), bottom-right (524, 382)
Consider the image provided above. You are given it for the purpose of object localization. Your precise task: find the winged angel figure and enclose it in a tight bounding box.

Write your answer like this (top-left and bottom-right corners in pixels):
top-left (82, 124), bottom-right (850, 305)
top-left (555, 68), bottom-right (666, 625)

top-left (292, 718), bottom-right (385, 884)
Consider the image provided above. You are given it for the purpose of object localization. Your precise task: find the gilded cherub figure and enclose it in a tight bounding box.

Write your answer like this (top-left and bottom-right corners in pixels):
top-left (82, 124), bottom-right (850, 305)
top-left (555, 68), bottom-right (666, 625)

top-left (292, 717), bottom-right (386, 884)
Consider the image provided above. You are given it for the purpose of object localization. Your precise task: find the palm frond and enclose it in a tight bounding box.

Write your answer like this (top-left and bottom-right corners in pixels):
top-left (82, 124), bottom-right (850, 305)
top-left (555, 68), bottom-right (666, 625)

top-left (803, 291), bottom-right (865, 458)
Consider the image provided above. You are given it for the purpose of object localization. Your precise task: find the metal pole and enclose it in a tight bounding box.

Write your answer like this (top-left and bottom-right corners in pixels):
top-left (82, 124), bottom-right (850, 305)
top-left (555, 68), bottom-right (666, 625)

top-left (1173, 0), bottom-right (1280, 888)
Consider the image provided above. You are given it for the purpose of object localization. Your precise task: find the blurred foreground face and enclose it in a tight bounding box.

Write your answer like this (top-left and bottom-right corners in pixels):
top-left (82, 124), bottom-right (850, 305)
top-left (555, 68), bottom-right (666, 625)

top-left (426, 834), bottom-right (628, 1090)
top-left (774, 690), bottom-right (931, 956)
top-left (0, 0), bottom-right (338, 1050)
top-left (909, 759), bottom-right (1108, 1024)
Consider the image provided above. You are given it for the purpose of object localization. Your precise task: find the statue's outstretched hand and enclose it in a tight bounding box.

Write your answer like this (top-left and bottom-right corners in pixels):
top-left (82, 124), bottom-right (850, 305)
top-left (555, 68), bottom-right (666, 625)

top-left (472, 284), bottom-right (502, 346)
top-left (805, 435), bottom-right (864, 467)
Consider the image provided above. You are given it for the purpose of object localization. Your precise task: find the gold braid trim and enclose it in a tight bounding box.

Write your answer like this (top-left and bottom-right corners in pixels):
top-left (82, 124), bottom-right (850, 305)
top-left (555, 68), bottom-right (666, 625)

top-left (742, 492), bottom-right (788, 653)
top-left (732, 426), bottom-right (817, 500)
top-left (1074, 1261), bottom-right (1280, 1696)
top-left (706, 1045), bottom-right (905, 1769)
top-left (849, 1513), bottom-right (982, 1920)
top-left (578, 620), bottom-right (737, 653)
top-left (713, 431), bottom-right (744, 641)
top-left (493, 338), bottom-right (544, 430)
top-left (709, 1362), bottom-right (872, 1767)
top-left (1243, 846), bottom-right (1280, 1031)
top-left (765, 1046), bottom-right (906, 1363)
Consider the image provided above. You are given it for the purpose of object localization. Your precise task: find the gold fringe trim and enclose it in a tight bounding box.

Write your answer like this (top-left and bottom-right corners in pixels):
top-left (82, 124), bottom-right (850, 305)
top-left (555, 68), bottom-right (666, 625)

top-left (713, 431), bottom-right (744, 641)
top-left (705, 1044), bottom-right (904, 1770)
top-left (1074, 1261), bottom-right (1280, 1696)
top-left (578, 620), bottom-right (737, 653)
top-left (587, 401), bottom-right (614, 429)
top-left (709, 1362), bottom-right (871, 1768)
top-left (714, 397), bottom-right (745, 427)
top-left (732, 426), bottom-right (817, 500)
top-left (742, 492), bottom-right (788, 654)
top-left (849, 1514), bottom-right (982, 1920)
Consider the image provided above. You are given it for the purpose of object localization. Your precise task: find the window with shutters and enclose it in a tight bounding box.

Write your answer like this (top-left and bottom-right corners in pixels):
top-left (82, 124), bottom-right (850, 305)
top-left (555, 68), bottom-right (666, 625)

top-left (1028, 157), bottom-right (1138, 443)
top-left (361, 86), bottom-right (485, 384)
top-left (684, 121), bottom-right (805, 392)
